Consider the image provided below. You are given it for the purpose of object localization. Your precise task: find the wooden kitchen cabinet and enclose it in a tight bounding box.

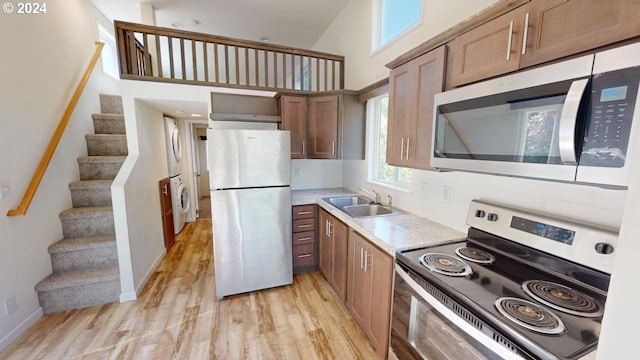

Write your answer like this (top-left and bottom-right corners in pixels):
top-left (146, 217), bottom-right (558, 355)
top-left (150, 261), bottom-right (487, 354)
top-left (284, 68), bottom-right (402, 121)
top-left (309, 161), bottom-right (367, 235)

top-left (519, 0), bottom-right (640, 68)
top-left (292, 204), bottom-right (316, 274)
top-left (318, 208), bottom-right (348, 302)
top-left (309, 95), bottom-right (339, 159)
top-left (387, 46), bottom-right (446, 170)
top-left (451, 0), bottom-right (640, 86)
top-left (279, 95), bottom-right (308, 159)
top-left (451, 5), bottom-right (527, 87)
top-left (347, 229), bottom-right (393, 359)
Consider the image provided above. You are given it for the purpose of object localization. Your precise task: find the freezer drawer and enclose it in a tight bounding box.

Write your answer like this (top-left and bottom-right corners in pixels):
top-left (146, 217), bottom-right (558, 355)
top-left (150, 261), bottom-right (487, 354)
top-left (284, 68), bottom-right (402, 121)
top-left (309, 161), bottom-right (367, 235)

top-left (211, 186), bottom-right (292, 298)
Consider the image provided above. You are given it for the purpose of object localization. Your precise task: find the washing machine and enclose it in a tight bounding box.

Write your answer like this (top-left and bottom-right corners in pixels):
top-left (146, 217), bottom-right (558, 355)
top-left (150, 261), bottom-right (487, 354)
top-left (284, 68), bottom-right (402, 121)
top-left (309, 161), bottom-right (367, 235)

top-left (170, 174), bottom-right (190, 234)
top-left (164, 117), bottom-right (182, 177)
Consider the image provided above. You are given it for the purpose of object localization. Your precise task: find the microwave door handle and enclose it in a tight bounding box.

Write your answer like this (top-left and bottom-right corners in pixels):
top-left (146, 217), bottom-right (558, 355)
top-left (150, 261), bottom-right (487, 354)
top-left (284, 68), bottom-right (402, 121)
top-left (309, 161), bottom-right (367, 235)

top-left (558, 78), bottom-right (589, 163)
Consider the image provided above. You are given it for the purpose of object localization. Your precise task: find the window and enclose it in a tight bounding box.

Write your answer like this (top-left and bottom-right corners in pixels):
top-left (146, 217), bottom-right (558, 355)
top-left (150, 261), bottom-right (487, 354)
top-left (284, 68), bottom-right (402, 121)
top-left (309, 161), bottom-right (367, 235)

top-left (98, 24), bottom-right (119, 80)
top-left (372, 0), bottom-right (423, 51)
top-left (368, 95), bottom-right (411, 187)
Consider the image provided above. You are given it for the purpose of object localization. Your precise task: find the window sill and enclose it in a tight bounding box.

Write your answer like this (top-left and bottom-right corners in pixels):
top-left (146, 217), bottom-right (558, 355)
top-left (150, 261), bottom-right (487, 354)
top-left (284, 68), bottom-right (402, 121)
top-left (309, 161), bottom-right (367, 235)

top-left (366, 179), bottom-right (412, 194)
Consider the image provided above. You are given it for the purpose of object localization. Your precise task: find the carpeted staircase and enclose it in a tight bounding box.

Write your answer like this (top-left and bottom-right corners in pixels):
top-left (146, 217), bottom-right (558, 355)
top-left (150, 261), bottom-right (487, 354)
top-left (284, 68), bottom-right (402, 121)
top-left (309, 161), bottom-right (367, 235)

top-left (35, 95), bottom-right (126, 314)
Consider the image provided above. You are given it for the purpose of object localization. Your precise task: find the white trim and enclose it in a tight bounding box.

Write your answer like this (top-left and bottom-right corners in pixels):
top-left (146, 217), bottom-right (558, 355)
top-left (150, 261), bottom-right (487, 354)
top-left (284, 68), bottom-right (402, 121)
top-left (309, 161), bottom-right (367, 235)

top-left (0, 307), bottom-right (43, 352)
top-left (120, 247), bottom-right (166, 302)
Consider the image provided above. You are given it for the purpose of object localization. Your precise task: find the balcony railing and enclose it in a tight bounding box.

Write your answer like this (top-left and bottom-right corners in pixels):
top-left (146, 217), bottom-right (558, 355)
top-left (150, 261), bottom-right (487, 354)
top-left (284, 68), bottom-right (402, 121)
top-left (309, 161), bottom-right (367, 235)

top-left (115, 21), bottom-right (345, 92)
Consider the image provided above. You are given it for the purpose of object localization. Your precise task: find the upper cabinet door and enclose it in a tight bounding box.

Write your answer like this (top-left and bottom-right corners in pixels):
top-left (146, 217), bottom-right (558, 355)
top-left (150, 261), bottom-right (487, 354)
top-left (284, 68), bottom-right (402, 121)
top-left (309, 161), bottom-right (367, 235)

top-left (386, 61), bottom-right (414, 167)
top-left (309, 95), bottom-right (339, 159)
top-left (520, 0), bottom-right (640, 68)
top-left (451, 5), bottom-right (527, 87)
top-left (406, 46), bottom-right (446, 170)
top-left (279, 95), bottom-right (308, 159)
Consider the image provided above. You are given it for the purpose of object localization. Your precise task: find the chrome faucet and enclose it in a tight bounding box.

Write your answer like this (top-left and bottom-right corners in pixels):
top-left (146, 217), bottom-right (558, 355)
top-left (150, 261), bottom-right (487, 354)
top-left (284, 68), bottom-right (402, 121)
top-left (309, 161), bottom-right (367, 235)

top-left (387, 194), bottom-right (393, 209)
top-left (359, 187), bottom-right (380, 204)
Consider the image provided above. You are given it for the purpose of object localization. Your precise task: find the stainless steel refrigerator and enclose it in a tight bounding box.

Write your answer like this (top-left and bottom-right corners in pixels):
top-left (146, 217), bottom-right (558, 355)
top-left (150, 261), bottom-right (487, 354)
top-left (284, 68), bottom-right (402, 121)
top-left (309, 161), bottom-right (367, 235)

top-left (207, 129), bottom-right (292, 298)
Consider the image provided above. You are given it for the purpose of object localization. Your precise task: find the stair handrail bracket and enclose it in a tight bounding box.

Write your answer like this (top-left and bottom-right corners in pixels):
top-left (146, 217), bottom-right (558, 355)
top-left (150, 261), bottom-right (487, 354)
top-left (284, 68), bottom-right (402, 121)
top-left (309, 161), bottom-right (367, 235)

top-left (7, 42), bottom-right (105, 217)
top-left (114, 21), bottom-right (345, 92)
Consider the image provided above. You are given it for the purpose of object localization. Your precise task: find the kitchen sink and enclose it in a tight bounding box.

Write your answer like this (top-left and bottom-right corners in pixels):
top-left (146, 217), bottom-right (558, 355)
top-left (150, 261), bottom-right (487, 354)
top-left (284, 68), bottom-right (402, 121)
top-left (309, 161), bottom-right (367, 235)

top-left (323, 196), bottom-right (401, 218)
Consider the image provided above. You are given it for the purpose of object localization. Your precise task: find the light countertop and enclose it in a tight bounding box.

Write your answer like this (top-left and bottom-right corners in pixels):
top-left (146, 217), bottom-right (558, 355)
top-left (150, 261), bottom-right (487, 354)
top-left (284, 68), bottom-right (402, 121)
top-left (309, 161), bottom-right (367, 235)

top-left (292, 188), bottom-right (465, 256)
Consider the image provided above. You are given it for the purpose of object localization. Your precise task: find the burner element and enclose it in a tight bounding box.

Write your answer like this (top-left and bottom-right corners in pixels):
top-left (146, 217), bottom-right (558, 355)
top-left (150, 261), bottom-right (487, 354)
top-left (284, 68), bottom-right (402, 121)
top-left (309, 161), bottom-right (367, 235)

top-left (523, 280), bottom-right (603, 317)
top-left (418, 253), bottom-right (472, 277)
top-left (455, 247), bottom-right (495, 264)
top-left (495, 297), bottom-right (565, 335)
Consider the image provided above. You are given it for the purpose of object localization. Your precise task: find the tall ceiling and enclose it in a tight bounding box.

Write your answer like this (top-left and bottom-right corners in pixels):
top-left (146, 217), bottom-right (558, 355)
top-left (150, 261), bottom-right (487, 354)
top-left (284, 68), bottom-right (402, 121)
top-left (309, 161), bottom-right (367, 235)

top-left (90, 0), bottom-right (351, 49)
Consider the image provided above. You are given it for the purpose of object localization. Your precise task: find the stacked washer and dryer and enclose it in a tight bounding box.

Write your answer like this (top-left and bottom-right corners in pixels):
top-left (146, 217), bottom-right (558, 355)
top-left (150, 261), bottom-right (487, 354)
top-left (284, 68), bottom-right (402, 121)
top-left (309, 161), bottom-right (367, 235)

top-left (164, 117), bottom-right (190, 234)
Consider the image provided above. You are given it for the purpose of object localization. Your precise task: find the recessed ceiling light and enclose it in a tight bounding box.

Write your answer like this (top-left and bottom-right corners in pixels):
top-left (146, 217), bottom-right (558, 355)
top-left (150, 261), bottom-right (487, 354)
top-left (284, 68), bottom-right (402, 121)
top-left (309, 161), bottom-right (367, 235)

top-left (260, 36), bottom-right (271, 42)
top-left (171, 22), bottom-right (184, 29)
top-left (190, 113), bottom-right (203, 117)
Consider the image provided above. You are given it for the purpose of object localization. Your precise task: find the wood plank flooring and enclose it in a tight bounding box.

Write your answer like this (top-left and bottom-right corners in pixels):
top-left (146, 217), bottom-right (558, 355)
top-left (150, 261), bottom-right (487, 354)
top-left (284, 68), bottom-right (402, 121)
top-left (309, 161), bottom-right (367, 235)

top-left (0, 219), bottom-right (380, 360)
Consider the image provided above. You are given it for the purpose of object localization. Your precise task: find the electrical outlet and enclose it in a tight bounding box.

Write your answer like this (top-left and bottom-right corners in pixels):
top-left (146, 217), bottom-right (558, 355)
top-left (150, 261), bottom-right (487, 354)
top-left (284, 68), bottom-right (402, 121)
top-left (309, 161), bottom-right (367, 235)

top-left (0, 181), bottom-right (10, 199)
top-left (4, 296), bottom-right (17, 315)
top-left (441, 186), bottom-right (451, 203)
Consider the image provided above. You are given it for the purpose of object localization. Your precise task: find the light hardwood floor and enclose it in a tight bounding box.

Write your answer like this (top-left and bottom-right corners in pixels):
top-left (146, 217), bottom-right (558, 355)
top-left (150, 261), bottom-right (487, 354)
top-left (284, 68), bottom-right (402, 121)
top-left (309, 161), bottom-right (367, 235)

top-left (0, 219), bottom-right (380, 360)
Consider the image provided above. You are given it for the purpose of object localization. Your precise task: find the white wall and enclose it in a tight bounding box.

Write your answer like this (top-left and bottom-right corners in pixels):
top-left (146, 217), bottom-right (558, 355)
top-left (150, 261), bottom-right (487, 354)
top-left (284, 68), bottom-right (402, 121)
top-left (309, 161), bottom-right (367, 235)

top-left (291, 160), bottom-right (344, 190)
top-left (0, 0), bottom-right (119, 349)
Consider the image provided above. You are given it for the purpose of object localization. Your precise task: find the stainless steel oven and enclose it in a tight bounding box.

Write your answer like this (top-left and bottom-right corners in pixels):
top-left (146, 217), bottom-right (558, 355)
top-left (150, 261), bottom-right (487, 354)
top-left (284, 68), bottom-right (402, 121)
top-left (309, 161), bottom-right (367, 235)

top-left (431, 42), bottom-right (640, 189)
top-left (390, 200), bottom-right (616, 360)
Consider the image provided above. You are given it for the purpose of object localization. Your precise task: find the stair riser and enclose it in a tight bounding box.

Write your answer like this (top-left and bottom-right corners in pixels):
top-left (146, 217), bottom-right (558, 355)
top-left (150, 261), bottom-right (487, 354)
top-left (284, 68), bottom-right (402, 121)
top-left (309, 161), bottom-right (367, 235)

top-left (78, 161), bottom-right (124, 181)
top-left (51, 247), bottom-right (118, 273)
top-left (99, 95), bottom-right (124, 115)
top-left (71, 188), bottom-right (112, 207)
top-left (86, 138), bottom-right (128, 156)
top-left (38, 279), bottom-right (120, 314)
top-left (61, 214), bottom-right (114, 238)
top-left (93, 118), bottom-right (125, 135)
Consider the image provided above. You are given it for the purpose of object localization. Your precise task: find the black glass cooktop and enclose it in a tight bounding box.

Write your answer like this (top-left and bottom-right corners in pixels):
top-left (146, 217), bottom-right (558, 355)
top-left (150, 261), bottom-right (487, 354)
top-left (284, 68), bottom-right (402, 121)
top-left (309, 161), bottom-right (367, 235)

top-left (397, 228), bottom-right (610, 360)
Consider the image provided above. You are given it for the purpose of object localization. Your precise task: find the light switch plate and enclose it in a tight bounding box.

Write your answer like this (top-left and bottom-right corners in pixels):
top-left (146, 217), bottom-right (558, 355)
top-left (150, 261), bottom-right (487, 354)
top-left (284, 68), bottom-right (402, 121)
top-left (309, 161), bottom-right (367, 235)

top-left (0, 181), bottom-right (10, 199)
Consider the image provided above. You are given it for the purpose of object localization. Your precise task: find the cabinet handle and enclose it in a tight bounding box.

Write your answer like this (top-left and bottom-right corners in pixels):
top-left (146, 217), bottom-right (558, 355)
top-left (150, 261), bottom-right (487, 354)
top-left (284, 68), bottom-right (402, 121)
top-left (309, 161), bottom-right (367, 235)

top-left (325, 220), bottom-right (329, 237)
top-left (506, 20), bottom-right (514, 61)
top-left (297, 224), bottom-right (312, 228)
top-left (364, 250), bottom-right (371, 272)
top-left (297, 211), bottom-right (312, 215)
top-left (297, 254), bottom-right (312, 258)
top-left (406, 137), bottom-right (410, 160)
top-left (360, 247), bottom-right (364, 269)
top-left (328, 221), bottom-right (333, 237)
top-left (400, 137), bottom-right (405, 160)
top-left (297, 237), bottom-right (312, 242)
top-left (302, 140), bottom-right (305, 155)
top-left (521, 12), bottom-right (530, 55)
top-left (332, 140), bottom-right (336, 157)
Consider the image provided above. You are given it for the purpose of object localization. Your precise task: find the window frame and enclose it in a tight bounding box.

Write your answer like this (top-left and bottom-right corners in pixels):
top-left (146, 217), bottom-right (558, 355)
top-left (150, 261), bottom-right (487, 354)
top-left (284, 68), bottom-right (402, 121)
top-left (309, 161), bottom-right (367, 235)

top-left (98, 24), bottom-right (119, 80)
top-left (371, 0), bottom-right (424, 53)
top-left (367, 94), bottom-right (412, 190)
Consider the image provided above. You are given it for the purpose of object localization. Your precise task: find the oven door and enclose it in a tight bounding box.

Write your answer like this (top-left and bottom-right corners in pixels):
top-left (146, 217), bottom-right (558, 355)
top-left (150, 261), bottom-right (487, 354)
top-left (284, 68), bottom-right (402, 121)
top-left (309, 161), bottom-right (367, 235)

top-left (391, 263), bottom-right (528, 360)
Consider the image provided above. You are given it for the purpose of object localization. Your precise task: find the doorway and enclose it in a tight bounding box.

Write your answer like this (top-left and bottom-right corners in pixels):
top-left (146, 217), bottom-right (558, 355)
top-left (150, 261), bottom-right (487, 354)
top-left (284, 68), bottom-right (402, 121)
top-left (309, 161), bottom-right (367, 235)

top-left (191, 123), bottom-right (211, 218)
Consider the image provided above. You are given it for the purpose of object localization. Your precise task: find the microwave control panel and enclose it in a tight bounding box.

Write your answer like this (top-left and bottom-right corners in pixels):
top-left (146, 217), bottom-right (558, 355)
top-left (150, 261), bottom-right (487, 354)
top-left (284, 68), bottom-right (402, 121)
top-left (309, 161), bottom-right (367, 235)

top-left (581, 66), bottom-right (640, 167)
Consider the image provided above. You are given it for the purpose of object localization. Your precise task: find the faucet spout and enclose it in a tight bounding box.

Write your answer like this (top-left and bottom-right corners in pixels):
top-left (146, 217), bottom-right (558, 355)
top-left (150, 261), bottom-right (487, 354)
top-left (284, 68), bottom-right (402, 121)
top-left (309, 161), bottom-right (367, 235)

top-left (359, 187), bottom-right (380, 204)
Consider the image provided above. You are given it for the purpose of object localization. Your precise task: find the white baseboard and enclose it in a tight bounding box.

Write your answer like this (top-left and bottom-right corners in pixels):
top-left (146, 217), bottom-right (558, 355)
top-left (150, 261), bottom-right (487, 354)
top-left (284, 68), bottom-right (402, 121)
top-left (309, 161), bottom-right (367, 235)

top-left (0, 307), bottom-right (43, 352)
top-left (119, 248), bottom-right (165, 303)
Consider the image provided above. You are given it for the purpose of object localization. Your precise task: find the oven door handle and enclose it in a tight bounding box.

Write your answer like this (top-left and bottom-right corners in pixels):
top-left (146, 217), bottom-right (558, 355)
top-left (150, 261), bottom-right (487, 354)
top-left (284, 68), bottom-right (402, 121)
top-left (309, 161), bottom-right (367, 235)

top-left (395, 264), bottom-right (525, 360)
top-left (558, 78), bottom-right (589, 163)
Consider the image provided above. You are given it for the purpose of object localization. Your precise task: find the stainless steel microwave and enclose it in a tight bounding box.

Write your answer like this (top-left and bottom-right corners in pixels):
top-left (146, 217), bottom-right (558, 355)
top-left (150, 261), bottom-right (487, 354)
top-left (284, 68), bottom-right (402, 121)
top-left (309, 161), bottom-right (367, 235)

top-left (431, 42), bottom-right (640, 189)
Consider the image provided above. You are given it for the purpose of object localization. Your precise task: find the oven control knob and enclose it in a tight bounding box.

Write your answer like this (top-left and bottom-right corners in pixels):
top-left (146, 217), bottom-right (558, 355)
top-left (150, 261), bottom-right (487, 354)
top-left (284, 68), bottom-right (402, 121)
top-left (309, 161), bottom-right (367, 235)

top-left (475, 210), bottom-right (486, 218)
top-left (595, 242), bottom-right (614, 254)
top-left (487, 213), bottom-right (499, 222)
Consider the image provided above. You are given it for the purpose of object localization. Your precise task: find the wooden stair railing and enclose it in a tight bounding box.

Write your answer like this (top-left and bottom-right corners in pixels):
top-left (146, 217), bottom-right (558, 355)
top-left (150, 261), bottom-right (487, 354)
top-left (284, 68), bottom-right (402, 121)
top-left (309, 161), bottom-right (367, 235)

top-left (115, 21), bottom-right (345, 92)
top-left (7, 42), bottom-right (105, 217)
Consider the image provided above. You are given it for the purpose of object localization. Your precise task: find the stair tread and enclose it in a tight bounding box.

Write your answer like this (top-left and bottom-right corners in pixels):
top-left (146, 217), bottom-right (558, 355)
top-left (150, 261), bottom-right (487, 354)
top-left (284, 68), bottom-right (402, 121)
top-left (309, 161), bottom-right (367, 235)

top-left (92, 113), bottom-right (124, 120)
top-left (49, 235), bottom-right (116, 254)
top-left (69, 180), bottom-right (112, 190)
top-left (35, 266), bottom-right (119, 292)
top-left (77, 156), bottom-right (126, 163)
top-left (59, 206), bottom-right (112, 219)
top-left (85, 134), bottom-right (127, 139)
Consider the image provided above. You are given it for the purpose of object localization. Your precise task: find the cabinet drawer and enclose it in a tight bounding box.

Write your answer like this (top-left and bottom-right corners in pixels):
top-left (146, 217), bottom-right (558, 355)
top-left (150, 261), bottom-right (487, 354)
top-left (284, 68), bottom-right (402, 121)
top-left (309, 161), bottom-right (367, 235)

top-left (293, 243), bottom-right (315, 267)
top-left (293, 204), bottom-right (315, 219)
top-left (293, 218), bottom-right (315, 232)
top-left (293, 231), bottom-right (315, 245)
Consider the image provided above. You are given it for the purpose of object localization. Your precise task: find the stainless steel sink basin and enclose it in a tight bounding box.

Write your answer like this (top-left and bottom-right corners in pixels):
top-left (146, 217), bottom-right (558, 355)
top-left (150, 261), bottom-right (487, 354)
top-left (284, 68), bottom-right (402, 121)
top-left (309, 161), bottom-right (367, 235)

top-left (325, 196), bottom-right (372, 208)
top-left (323, 196), bottom-right (401, 218)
